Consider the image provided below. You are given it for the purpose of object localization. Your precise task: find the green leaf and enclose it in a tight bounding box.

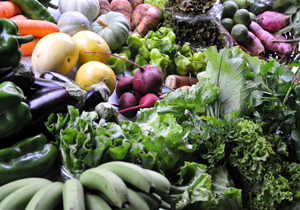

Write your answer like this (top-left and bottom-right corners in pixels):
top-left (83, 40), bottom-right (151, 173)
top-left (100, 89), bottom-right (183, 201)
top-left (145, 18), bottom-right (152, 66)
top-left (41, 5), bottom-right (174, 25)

top-left (281, 70), bottom-right (295, 82)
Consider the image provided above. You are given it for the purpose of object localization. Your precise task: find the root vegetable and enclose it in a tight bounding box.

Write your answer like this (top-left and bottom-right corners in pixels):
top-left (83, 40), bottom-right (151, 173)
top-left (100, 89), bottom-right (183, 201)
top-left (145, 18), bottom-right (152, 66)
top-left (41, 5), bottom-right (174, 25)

top-left (118, 93), bottom-right (159, 114)
top-left (240, 31), bottom-right (265, 55)
top-left (257, 11), bottom-right (290, 32)
top-left (273, 34), bottom-right (293, 57)
top-left (20, 37), bottom-right (41, 57)
top-left (0, 1), bottom-right (22, 18)
top-left (129, 0), bottom-right (143, 9)
top-left (130, 3), bottom-right (152, 30)
top-left (248, 21), bottom-right (283, 52)
top-left (98, 0), bottom-right (111, 15)
top-left (165, 75), bottom-right (199, 89)
top-left (110, 0), bottom-right (132, 25)
top-left (85, 51), bottom-right (164, 96)
top-left (118, 92), bottom-right (138, 118)
top-left (116, 76), bottom-right (134, 98)
top-left (136, 5), bottom-right (163, 37)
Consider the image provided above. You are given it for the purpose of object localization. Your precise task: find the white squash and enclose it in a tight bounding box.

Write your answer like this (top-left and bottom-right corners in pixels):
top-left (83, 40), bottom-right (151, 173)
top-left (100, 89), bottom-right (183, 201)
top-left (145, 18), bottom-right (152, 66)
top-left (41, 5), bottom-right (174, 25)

top-left (57, 11), bottom-right (90, 36)
top-left (59, 0), bottom-right (100, 22)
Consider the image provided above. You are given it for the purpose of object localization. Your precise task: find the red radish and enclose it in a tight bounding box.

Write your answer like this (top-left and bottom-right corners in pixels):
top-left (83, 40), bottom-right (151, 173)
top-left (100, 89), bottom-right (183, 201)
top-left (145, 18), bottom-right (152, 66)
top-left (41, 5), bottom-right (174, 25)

top-left (257, 11), bottom-right (290, 32)
top-left (116, 76), bottom-right (134, 98)
top-left (118, 93), bottom-right (159, 114)
top-left (118, 92), bottom-right (139, 118)
top-left (249, 21), bottom-right (283, 52)
top-left (85, 51), bottom-right (164, 96)
top-left (240, 31), bottom-right (265, 55)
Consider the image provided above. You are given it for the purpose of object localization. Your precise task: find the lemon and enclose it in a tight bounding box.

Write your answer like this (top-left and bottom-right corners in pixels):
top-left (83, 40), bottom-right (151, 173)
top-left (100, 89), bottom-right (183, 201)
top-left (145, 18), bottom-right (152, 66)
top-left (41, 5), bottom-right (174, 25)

top-left (72, 30), bottom-right (111, 67)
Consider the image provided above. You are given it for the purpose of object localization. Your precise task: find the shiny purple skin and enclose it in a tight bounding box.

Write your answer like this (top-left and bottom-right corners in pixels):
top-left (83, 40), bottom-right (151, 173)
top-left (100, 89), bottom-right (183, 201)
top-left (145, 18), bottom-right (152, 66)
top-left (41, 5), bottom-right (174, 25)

top-left (118, 92), bottom-right (138, 118)
top-left (132, 65), bottom-right (164, 95)
top-left (116, 76), bottom-right (134, 98)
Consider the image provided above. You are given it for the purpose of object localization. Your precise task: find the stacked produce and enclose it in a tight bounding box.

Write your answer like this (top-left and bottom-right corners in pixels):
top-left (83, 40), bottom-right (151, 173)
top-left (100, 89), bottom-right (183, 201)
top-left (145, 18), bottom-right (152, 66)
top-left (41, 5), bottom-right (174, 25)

top-left (0, 162), bottom-right (173, 210)
top-left (220, 0), bottom-right (296, 60)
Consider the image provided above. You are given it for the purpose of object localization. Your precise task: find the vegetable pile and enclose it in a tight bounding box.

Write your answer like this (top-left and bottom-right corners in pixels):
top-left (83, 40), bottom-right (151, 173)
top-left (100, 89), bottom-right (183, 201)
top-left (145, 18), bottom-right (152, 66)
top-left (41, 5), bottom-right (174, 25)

top-left (1, 0), bottom-right (300, 209)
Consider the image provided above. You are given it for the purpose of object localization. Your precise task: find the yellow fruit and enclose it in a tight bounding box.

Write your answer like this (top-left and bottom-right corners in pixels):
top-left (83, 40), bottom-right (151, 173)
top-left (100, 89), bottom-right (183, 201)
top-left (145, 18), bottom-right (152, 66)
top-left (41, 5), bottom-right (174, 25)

top-left (75, 61), bottom-right (116, 95)
top-left (31, 32), bottom-right (79, 76)
top-left (72, 30), bottom-right (111, 67)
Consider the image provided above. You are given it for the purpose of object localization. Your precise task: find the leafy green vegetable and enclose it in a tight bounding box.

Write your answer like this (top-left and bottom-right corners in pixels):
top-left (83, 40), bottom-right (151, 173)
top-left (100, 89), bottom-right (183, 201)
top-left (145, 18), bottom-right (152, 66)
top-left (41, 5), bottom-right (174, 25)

top-left (143, 0), bottom-right (168, 10)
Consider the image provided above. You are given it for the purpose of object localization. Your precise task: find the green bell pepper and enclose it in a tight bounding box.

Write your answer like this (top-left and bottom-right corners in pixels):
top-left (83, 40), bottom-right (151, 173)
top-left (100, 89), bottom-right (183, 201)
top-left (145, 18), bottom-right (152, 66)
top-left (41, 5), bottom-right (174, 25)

top-left (10, 0), bottom-right (57, 23)
top-left (127, 32), bottom-right (150, 61)
top-left (0, 134), bottom-right (58, 186)
top-left (134, 54), bottom-right (149, 67)
top-left (0, 81), bottom-right (32, 139)
top-left (191, 51), bottom-right (207, 74)
top-left (38, 0), bottom-right (58, 9)
top-left (180, 43), bottom-right (193, 58)
top-left (175, 54), bottom-right (193, 76)
top-left (0, 18), bottom-right (34, 68)
top-left (160, 30), bottom-right (177, 53)
top-left (155, 27), bottom-right (174, 39)
top-left (107, 53), bottom-right (129, 75)
top-left (150, 48), bottom-right (171, 78)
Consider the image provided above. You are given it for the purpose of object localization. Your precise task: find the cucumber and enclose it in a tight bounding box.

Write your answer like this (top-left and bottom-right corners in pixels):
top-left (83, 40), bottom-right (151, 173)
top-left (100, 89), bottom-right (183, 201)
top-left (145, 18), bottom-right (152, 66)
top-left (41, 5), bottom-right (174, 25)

top-left (222, 1), bottom-right (239, 19)
top-left (233, 9), bottom-right (252, 27)
top-left (221, 18), bottom-right (235, 32)
top-left (231, 24), bottom-right (248, 44)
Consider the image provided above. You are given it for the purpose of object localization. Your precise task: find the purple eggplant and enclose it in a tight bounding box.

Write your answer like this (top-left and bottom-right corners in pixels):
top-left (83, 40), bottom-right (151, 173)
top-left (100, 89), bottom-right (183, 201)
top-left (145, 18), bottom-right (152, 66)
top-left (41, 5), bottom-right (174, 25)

top-left (27, 78), bottom-right (65, 96)
top-left (39, 71), bottom-right (75, 84)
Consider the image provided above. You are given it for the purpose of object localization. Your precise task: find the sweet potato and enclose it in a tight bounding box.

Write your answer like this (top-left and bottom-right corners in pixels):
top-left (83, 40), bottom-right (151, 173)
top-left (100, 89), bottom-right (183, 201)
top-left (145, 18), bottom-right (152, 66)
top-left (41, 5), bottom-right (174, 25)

top-left (129, 0), bottom-right (143, 9)
top-left (273, 34), bottom-right (293, 57)
top-left (241, 31), bottom-right (265, 55)
top-left (136, 5), bottom-right (163, 37)
top-left (130, 3), bottom-right (152, 30)
top-left (98, 0), bottom-right (111, 16)
top-left (248, 21), bottom-right (283, 52)
top-left (165, 75), bottom-right (199, 89)
top-left (111, 0), bottom-right (132, 24)
top-left (257, 11), bottom-right (290, 32)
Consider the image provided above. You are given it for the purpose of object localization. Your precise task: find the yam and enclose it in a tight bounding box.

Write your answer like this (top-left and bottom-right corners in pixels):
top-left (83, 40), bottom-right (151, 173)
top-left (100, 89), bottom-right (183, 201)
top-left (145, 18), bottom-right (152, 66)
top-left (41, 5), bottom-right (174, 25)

top-left (137, 5), bottom-right (163, 37)
top-left (130, 3), bottom-right (152, 30)
top-left (111, 0), bottom-right (132, 24)
top-left (129, 0), bottom-right (143, 9)
top-left (98, 0), bottom-right (111, 16)
top-left (241, 31), bottom-right (265, 56)
top-left (257, 11), bottom-right (290, 33)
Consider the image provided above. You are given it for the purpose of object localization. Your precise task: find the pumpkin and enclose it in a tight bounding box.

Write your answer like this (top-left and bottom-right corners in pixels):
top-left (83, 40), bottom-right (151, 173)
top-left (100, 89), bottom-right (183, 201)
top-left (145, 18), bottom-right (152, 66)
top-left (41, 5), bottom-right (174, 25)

top-left (59, 0), bottom-right (100, 22)
top-left (57, 11), bottom-right (90, 36)
top-left (90, 11), bottom-right (130, 51)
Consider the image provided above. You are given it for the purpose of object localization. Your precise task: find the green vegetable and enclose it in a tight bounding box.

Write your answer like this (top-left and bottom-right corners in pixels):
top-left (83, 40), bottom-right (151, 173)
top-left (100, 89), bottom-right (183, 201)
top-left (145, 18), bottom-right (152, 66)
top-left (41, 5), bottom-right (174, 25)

top-left (9, 0), bottom-right (57, 23)
top-left (223, 0), bottom-right (253, 9)
top-left (174, 54), bottom-right (193, 76)
top-left (0, 81), bottom-right (32, 139)
top-left (149, 48), bottom-right (171, 78)
top-left (107, 52), bottom-right (129, 75)
top-left (233, 9), bottom-right (252, 27)
top-left (0, 134), bottom-right (58, 186)
top-left (222, 0), bottom-right (239, 19)
top-left (0, 18), bottom-right (33, 68)
top-left (143, 0), bottom-right (167, 10)
top-left (128, 32), bottom-right (150, 61)
top-left (191, 51), bottom-right (207, 74)
top-left (134, 54), bottom-right (148, 67)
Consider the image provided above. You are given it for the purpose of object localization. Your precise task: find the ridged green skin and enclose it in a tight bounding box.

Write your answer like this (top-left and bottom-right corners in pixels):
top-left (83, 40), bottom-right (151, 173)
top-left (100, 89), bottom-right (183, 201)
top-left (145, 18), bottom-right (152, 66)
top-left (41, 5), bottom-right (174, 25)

top-left (98, 161), bottom-right (155, 193)
top-left (25, 181), bottom-right (63, 210)
top-left (144, 169), bottom-right (171, 194)
top-left (0, 178), bottom-right (51, 202)
top-left (85, 193), bottom-right (112, 210)
top-left (63, 178), bottom-right (86, 210)
top-left (80, 167), bottom-right (129, 209)
top-left (0, 182), bottom-right (51, 210)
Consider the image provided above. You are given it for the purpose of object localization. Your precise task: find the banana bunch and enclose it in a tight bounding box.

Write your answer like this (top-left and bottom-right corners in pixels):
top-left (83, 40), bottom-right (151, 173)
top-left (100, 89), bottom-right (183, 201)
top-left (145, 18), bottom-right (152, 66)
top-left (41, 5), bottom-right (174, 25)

top-left (0, 178), bottom-right (64, 210)
top-left (0, 161), bottom-right (173, 210)
top-left (79, 161), bottom-right (174, 210)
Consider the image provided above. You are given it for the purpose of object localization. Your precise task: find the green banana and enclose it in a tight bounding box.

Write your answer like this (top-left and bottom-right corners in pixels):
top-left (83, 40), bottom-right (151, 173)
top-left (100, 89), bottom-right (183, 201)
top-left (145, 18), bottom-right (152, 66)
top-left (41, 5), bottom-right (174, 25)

top-left (98, 161), bottom-right (155, 193)
top-left (63, 178), bottom-right (85, 210)
top-left (80, 167), bottom-right (129, 209)
top-left (25, 181), bottom-right (63, 210)
top-left (160, 199), bottom-right (173, 210)
top-left (85, 193), bottom-right (112, 210)
top-left (136, 191), bottom-right (161, 210)
top-left (0, 178), bottom-right (51, 202)
top-left (0, 181), bottom-right (52, 210)
top-left (144, 169), bottom-right (171, 194)
top-left (126, 188), bottom-right (150, 210)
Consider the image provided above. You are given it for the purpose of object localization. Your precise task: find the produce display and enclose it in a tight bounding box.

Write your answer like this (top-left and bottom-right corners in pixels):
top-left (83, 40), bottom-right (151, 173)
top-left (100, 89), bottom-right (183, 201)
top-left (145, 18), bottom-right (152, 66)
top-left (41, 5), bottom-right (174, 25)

top-left (1, 0), bottom-right (300, 209)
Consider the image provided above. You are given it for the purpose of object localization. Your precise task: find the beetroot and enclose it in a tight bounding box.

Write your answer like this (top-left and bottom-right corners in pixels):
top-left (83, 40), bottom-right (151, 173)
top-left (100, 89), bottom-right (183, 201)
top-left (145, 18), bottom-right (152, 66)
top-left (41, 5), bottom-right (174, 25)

top-left (118, 92), bottom-right (139, 118)
top-left (116, 76), bottom-right (134, 98)
top-left (85, 51), bottom-right (164, 96)
top-left (118, 93), bottom-right (160, 114)
top-left (257, 11), bottom-right (290, 33)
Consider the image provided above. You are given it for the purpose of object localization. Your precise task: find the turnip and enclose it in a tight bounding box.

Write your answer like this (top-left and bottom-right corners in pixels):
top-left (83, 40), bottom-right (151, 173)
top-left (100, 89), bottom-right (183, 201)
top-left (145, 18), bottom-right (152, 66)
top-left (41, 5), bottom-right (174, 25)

top-left (118, 93), bottom-right (160, 114)
top-left (116, 76), bottom-right (134, 98)
top-left (85, 51), bottom-right (164, 96)
top-left (118, 92), bottom-right (139, 118)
